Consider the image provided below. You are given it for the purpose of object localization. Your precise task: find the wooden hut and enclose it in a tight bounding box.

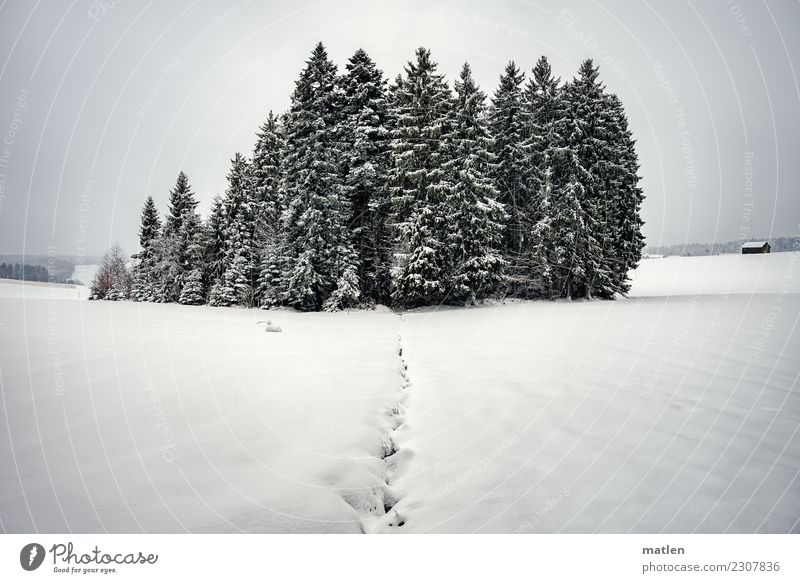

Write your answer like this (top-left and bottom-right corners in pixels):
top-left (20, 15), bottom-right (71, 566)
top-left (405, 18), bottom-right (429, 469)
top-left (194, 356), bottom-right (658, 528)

top-left (741, 241), bottom-right (771, 254)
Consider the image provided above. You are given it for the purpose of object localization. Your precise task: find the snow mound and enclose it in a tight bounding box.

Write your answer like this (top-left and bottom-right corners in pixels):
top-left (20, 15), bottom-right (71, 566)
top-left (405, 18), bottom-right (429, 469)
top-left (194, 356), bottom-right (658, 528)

top-left (257, 319), bottom-right (282, 333)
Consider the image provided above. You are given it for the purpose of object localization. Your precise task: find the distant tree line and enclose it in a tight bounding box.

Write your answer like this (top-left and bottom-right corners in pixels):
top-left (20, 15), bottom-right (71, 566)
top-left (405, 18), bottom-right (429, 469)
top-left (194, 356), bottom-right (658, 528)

top-left (0, 262), bottom-right (50, 282)
top-left (646, 236), bottom-right (800, 257)
top-left (94, 43), bottom-right (644, 310)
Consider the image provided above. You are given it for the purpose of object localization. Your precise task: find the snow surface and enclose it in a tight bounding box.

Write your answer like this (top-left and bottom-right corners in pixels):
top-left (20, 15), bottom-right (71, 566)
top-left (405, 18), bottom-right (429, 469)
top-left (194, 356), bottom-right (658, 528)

top-left (0, 278), bottom-right (89, 300)
top-left (628, 253), bottom-right (794, 297)
top-left (1, 253), bottom-right (798, 533)
top-left (70, 263), bottom-right (99, 286)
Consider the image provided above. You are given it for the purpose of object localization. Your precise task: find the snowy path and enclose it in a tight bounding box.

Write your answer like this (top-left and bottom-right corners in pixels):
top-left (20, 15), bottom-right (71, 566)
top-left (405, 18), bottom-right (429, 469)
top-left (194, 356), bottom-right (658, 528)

top-left (339, 319), bottom-right (417, 532)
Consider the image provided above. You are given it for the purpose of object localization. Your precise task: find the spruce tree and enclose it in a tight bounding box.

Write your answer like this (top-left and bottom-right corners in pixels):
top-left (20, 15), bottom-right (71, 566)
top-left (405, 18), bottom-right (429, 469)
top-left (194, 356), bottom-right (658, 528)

top-left (524, 57), bottom-right (562, 192)
top-left (281, 42), bottom-right (358, 311)
top-left (446, 63), bottom-right (505, 303)
top-left (178, 268), bottom-right (204, 305)
top-left (603, 92), bottom-right (645, 294)
top-left (131, 196), bottom-right (162, 302)
top-left (563, 60), bottom-right (617, 298)
top-left (256, 245), bottom-right (285, 308)
top-left (204, 195), bottom-right (227, 294)
top-left (388, 47), bottom-right (453, 308)
top-left (488, 61), bottom-right (528, 292)
top-left (212, 153), bottom-right (256, 307)
top-left (252, 111), bottom-right (286, 307)
top-left (177, 210), bottom-right (206, 304)
top-left (524, 56), bottom-right (566, 298)
top-left (164, 171), bottom-right (196, 234)
top-left (159, 171), bottom-right (202, 302)
top-left (125, 49), bottom-right (644, 310)
top-left (529, 165), bottom-right (557, 297)
top-left (341, 48), bottom-right (392, 305)
top-left (550, 174), bottom-right (586, 298)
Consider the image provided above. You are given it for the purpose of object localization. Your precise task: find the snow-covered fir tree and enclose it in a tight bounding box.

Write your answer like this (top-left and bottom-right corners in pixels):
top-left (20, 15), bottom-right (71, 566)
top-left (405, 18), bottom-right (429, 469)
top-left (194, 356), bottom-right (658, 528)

top-left (203, 195), bottom-right (227, 294)
top-left (159, 171), bottom-right (202, 303)
top-left (445, 63), bottom-right (505, 303)
top-left (528, 165), bottom-right (557, 297)
top-left (280, 42), bottom-right (359, 311)
top-left (488, 61), bottom-right (528, 292)
top-left (178, 267), bottom-right (204, 305)
top-left (251, 111), bottom-right (286, 308)
top-left (176, 210), bottom-right (206, 305)
top-left (603, 92), bottom-right (645, 295)
top-left (523, 56), bottom-right (566, 298)
top-left (524, 57), bottom-right (562, 193)
top-left (388, 47), bottom-right (454, 308)
top-left (131, 196), bottom-right (162, 302)
top-left (164, 171), bottom-right (196, 233)
top-left (211, 153), bottom-right (256, 307)
top-left (563, 59), bottom-right (619, 299)
top-left (121, 46), bottom-right (645, 310)
top-left (341, 48), bottom-right (392, 306)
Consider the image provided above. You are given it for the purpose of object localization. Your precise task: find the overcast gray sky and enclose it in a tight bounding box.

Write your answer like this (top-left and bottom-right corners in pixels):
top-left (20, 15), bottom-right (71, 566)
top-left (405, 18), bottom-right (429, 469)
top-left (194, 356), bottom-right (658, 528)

top-left (0, 0), bottom-right (798, 256)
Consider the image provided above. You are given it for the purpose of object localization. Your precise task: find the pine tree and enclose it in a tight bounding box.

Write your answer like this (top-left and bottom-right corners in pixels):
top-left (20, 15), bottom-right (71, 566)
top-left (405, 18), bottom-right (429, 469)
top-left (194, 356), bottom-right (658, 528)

top-left (256, 245), bottom-right (285, 308)
top-left (341, 48), bottom-right (392, 306)
top-left (131, 196), bottom-right (162, 302)
top-left (164, 171), bottom-right (197, 235)
top-left (563, 60), bottom-right (618, 298)
top-left (529, 165), bottom-right (556, 297)
top-left (488, 61), bottom-right (528, 292)
top-left (252, 112), bottom-right (284, 210)
top-left (323, 261), bottom-right (360, 311)
top-left (446, 63), bottom-right (505, 303)
top-left (177, 210), bottom-right (206, 304)
top-left (212, 153), bottom-right (256, 307)
top-left (550, 174), bottom-right (586, 299)
top-left (125, 49), bottom-right (644, 310)
top-left (603, 92), bottom-right (645, 295)
top-left (394, 206), bottom-right (447, 306)
top-left (216, 233), bottom-right (253, 306)
top-left (251, 112), bottom-right (286, 307)
top-left (524, 56), bottom-right (566, 298)
top-left (388, 47), bottom-right (454, 308)
top-left (524, 57), bottom-right (562, 193)
top-left (281, 42), bottom-right (358, 311)
top-left (178, 268), bottom-right (204, 305)
top-left (159, 171), bottom-right (202, 302)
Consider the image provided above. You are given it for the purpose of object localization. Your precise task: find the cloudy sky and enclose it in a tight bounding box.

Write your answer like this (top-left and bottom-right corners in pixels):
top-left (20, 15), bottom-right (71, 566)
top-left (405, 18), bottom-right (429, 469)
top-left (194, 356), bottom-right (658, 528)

top-left (0, 0), bottom-right (798, 256)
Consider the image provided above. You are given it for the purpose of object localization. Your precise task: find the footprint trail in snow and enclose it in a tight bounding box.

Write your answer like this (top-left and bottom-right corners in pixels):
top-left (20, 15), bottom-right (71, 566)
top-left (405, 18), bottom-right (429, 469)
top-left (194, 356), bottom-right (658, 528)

top-left (341, 318), bottom-right (416, 532)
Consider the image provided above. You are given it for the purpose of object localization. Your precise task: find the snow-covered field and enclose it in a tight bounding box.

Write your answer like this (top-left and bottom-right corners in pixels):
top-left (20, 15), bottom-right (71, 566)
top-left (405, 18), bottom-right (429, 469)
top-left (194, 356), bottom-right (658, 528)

top-left (0, 278), bottom-right (89, 300)
top-left (0, 253), bottom-right (798, 533)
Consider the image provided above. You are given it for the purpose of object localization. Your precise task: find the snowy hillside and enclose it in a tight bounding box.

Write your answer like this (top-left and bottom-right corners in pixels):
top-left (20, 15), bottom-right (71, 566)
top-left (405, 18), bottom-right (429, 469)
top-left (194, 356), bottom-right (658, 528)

top-left (0, 253), bottom-right (797, 533)
top-left (70, 263), bottom-right (99, 286)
